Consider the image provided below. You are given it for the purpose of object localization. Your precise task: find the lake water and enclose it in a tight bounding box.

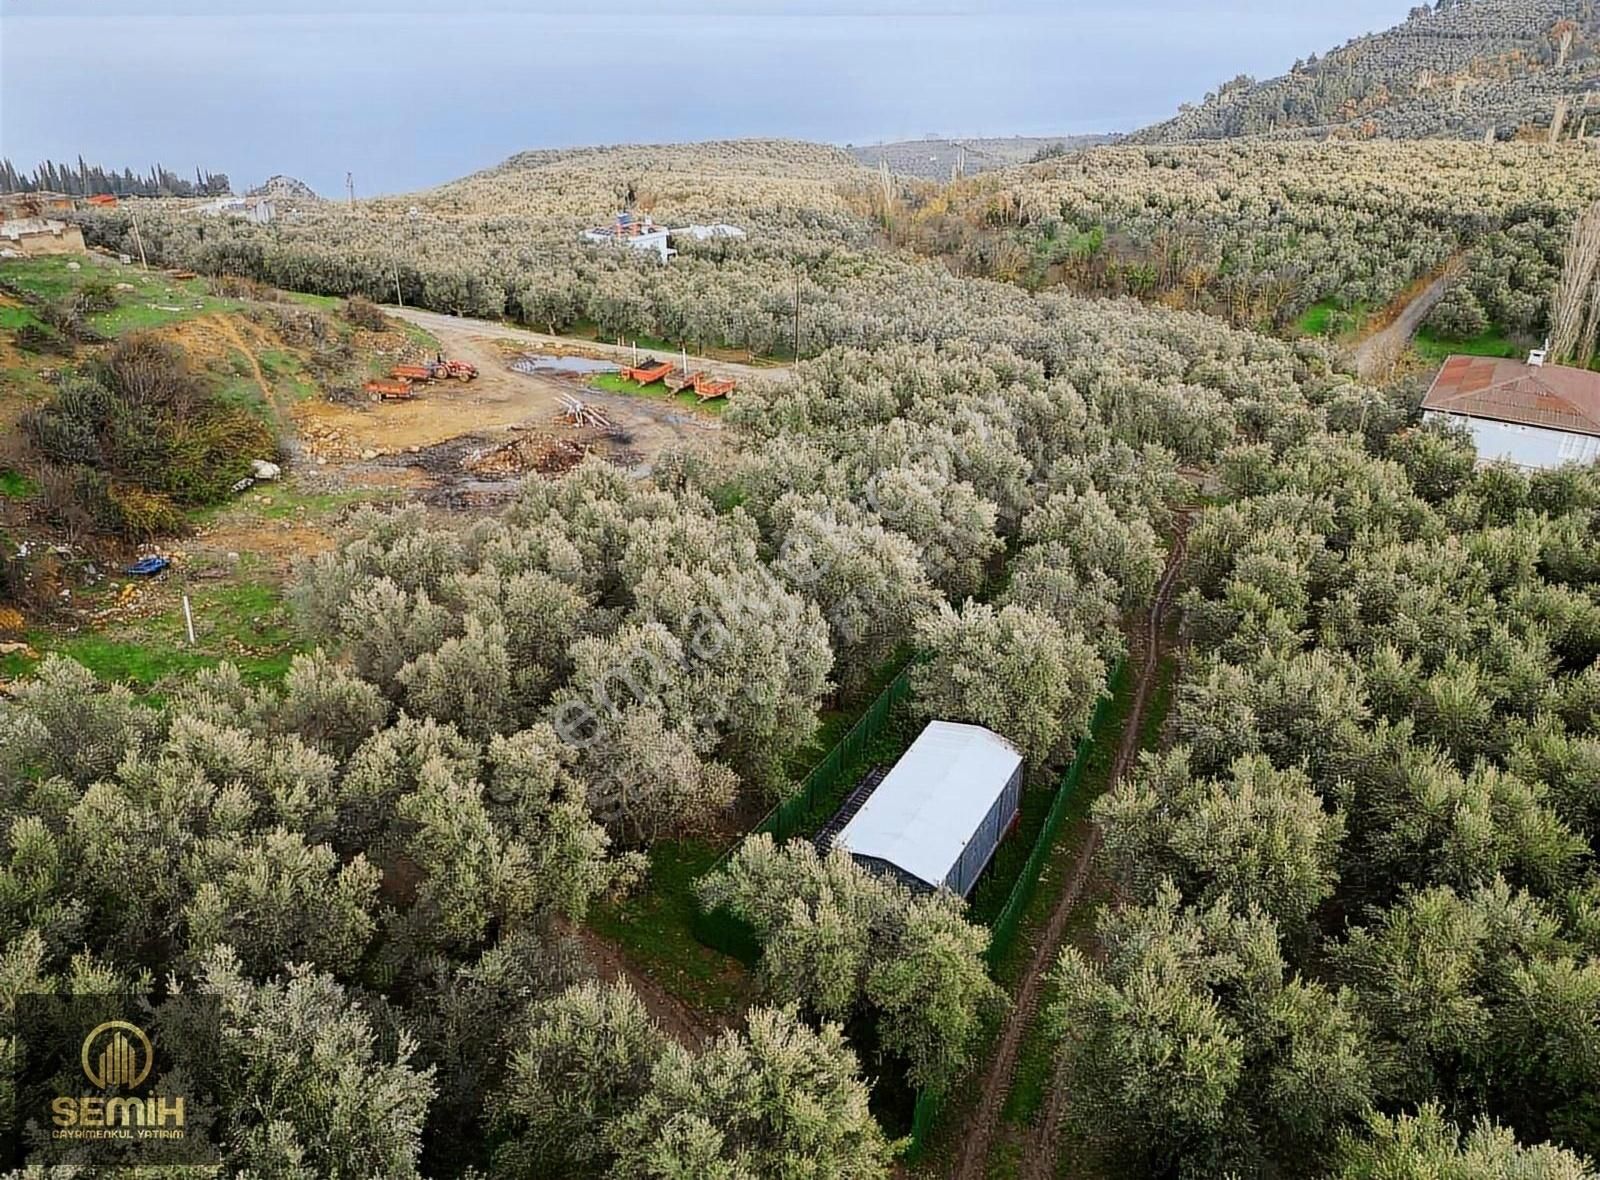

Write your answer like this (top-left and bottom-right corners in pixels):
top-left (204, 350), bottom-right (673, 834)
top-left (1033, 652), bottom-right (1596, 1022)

top-left (3, 0), bottom-right (1415, 196)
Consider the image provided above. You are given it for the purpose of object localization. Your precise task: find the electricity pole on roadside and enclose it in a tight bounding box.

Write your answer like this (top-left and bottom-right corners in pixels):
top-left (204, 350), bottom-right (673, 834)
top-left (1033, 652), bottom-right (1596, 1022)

top-left (793, 266), bottom-right (803, 360)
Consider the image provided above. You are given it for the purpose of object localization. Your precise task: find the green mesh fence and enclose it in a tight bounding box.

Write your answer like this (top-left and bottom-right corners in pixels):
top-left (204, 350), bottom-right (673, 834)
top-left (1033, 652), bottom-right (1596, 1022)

top-left (695, 658), bottom-right (1122, 1158)
top-left (985, 658), bottom-right (1124, 970)
top-left (903, 1089), bottom-right (941, 1162)
top-left (692, 666), bottom-right (915, 961)
top-left (759, 669), bottom-right (914, 845)
top-left (903, 659), bottom-right (1124, 1158)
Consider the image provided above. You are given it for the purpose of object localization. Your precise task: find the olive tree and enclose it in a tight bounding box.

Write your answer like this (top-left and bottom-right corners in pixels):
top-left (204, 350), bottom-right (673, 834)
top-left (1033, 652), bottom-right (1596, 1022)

top-left (912, 601), bottom-right (1106, 766)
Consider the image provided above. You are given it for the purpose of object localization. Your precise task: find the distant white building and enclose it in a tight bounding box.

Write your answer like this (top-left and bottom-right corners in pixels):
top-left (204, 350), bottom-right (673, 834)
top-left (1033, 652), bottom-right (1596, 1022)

top-left (193, 197), bottom-right (275, 225)
top-left (582, 214), bottom-right (748, 261)
top-left (0, 218), bottom-right (86, 257)
top-left (582, 212), bottom-right (674, 262)
top-left (1422, 352), bottom-right (1600, 470)
top-left (678, 223), bottom-right (747, 242)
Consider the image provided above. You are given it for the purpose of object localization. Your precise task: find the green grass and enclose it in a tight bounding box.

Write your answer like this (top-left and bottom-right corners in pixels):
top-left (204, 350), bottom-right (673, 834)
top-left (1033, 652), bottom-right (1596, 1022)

top-left (395, 318), bottom-right (440, 352)
top-left (784, 650), bottom-right (911, 777)
top-left (283, 291), bottom-right (342, 312)
top-left (1294, 300), bottom-right (1338, 337)
top-left (0, 256), bottom-right (242, 335)
top-left (259, 348), bottom-right (319, 402)
top-left (0, 469), bottom-right (37, 499)
top-left (588, 839), bottom-right (752, 1016)
top-left (1414, 325), bottom-right (1521, 362)
top-left (0, 304), bottom-right (43, 331)
top-left (2, 580), bottom-right (304, 690)
top-left (589, 372), bottom-right (728, 416)
top-left (1294, 299), bottom-right (1368, 340)
top-left (189, 482), bottom-right (394, 527)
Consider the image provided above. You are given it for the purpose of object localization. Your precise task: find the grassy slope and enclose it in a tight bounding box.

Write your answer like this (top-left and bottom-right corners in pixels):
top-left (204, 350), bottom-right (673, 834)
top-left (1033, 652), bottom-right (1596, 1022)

top-left (0, 257), bottom-right (422, 694)
top-left (1414, 324), bottom-right (1521, 361)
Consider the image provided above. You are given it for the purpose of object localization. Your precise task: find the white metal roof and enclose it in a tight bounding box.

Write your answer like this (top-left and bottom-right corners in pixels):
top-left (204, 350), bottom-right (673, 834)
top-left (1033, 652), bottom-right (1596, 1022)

top-left (833, 720), bottom-right (1022, 890)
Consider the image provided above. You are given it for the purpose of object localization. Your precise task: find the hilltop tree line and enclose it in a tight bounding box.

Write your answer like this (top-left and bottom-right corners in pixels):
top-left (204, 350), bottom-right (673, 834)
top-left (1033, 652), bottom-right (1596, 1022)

top-left (0, 156), bottom-right (230, 198)
top-left (864, 140), bottom-right (1599, 335)
top-left (1134, 0), bottom-right (1598, 143)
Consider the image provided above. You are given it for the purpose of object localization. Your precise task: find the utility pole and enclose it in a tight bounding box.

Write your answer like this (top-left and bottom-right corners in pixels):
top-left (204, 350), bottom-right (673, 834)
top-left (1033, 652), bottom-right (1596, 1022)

top-left (129, 204), bottom-right (149, 271)
top-left (346, 171), bottom-right (355, 207)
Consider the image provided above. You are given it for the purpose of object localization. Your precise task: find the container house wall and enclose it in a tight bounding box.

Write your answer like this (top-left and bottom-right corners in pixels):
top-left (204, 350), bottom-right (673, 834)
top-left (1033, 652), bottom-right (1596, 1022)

top-left (945, 763), bottom-right (1023, 897)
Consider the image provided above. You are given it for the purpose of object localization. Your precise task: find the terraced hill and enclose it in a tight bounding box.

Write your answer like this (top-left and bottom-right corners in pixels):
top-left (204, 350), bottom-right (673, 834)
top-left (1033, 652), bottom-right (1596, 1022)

top-left (1135, 0), bottom-right (1598, 142)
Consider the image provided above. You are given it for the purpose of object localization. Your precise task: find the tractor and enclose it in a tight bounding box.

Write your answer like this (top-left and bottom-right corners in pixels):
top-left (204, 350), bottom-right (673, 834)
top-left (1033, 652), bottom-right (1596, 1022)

top-left (392, 358), bottom-right (478, 383)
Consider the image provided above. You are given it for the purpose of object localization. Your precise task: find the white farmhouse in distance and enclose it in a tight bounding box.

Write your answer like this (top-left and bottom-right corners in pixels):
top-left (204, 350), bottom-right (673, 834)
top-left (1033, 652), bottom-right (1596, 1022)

top-left (581, 212), bottom-right (674, 262)
top-left (581, 214), bottom-right (746, 262)
top-left (1421, 351), bottom-right (1600, 470)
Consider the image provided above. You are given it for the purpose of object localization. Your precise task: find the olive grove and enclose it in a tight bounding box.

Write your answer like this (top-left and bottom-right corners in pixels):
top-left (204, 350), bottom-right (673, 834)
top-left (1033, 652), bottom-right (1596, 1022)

top-left (1052, 424), bottom-right (1600, 1176)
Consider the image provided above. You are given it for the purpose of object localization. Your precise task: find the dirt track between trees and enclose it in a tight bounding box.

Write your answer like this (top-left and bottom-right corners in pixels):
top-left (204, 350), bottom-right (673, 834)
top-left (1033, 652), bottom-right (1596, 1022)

top-left (951, 522), bottom-right (1189, 1180)
top-left (1351, 257), bottom-right (1464, 381)
top-left (574, 926), bottom-right (720, 1050)
top-left (384, 305), bottom-right (793, 386)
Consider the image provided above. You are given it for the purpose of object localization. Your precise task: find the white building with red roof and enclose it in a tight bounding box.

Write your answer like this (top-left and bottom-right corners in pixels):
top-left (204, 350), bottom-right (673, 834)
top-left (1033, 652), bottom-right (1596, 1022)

top-left (1421, 351), bottom-right (1600, 470)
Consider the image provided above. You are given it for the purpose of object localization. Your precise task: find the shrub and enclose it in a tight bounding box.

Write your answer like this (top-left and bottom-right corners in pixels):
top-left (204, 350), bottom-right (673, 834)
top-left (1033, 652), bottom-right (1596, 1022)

top-left (21, 334), bottom-right (279, 539)
top-left (71, 275), bottom-right (118, 314)
top-left (209, 273), bottom-right (277, 300)
top-left (14, 323), bottom-right (73, 356)
top-left (341, 295), bottom-right (389, 332)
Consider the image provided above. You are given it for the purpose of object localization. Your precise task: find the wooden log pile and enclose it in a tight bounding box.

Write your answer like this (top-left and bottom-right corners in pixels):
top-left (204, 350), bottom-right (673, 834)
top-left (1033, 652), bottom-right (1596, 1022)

top-left (558, 394), bottom-right (613, 429)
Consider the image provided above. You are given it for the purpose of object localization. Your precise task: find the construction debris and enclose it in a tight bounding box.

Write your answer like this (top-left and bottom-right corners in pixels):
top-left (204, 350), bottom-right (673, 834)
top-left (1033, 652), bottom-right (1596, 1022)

top-left (558, 394), bottom-right (613, 429)
top-left (465, 435), bottom-right (591, 477)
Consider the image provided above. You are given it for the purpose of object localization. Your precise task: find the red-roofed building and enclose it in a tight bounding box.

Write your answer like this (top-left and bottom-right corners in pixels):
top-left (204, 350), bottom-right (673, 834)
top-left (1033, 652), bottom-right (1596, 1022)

top-left (1421, 352), bottom-right (1600, 470)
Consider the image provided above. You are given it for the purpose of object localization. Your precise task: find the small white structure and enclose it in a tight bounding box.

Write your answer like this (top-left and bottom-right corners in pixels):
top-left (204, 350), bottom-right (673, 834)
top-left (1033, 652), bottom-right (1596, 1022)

top-left (0, 218), bottom-right (86, 257)
top-left (194, 197), bottom-right (275, 225)
top-left (678, 223), bottom-right (748, 242)
top-left (826, 721), bottom-right (1024, 897)
top-left (581, 212), bottom-right (674, 262)
top-left (1422, 352), bottom-right (1600, 470)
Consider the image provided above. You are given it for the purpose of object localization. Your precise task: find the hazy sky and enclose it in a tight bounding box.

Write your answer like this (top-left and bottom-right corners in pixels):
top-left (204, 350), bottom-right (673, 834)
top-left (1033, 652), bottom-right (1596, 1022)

top-left (2, 0), bottom-right (1416, 196)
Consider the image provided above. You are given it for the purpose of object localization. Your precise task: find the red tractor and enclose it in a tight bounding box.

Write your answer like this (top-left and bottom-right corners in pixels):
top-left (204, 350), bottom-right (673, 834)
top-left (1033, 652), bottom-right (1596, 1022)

top-left (392, 358), bottom-right (478, 383)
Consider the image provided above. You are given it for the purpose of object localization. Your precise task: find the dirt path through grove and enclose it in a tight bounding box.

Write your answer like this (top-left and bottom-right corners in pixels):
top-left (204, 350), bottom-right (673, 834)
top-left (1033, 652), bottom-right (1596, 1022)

top-left (952, 523), bottom-right (1190, 1180)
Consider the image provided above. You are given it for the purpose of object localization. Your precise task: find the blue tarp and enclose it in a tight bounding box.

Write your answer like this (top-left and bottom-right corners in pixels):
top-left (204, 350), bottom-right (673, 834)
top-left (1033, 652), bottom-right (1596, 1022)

top-left (124, 556), bottom-right (170, 577)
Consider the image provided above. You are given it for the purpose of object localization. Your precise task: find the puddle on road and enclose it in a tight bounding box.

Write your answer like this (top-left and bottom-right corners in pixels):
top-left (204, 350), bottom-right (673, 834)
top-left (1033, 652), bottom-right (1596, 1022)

top-left (511, 354), bottom-right (621, 376)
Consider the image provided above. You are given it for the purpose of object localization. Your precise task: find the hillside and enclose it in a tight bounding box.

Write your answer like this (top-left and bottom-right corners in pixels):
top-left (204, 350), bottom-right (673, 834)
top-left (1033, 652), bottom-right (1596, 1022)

top-left (1135, 0), bottom-right (1599, 142)
top-left (247, 174), bottom-right (320, 200)
top-left (848, 134), bottom-right (1119, 179)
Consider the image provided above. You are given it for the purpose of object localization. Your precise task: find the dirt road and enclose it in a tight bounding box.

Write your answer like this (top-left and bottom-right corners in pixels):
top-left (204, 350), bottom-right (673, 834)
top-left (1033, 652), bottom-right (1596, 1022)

top-left (573, 926), bottom-right (721, 1050)
top-left (384, 306), bottom-right (793, 386)
top-left (1351, 260), bottom-right (1463, 381)
top-left (952, 525), bottom-right (1189, 1180)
